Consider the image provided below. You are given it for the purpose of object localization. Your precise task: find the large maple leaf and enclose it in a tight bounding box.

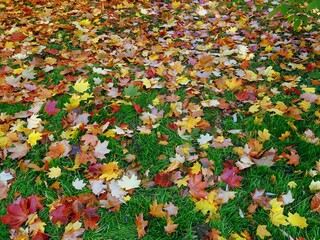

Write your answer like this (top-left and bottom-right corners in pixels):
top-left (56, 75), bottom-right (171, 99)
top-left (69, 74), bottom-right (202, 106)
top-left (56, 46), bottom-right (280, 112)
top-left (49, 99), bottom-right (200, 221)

top-left (0, 198), bottom-right (29, 229)
top-left (7, 142), bottom-right (30, 160)
top-left (188, 173), bottom-right (208, 199)
top-left (220, 167), bottom-right (243, 188)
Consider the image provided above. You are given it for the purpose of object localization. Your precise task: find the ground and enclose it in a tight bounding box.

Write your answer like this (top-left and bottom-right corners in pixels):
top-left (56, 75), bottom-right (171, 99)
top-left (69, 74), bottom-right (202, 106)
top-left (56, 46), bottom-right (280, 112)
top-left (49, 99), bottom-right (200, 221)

top-left (0, 0), bottom-right (319, 239)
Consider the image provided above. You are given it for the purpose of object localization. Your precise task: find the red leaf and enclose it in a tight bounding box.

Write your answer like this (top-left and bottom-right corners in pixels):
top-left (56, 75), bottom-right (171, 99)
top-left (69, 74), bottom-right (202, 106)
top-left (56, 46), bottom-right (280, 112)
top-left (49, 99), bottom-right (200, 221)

top-left (133, 102), bottom-right (142, 114)
top-left (0, 198), bottom-right (29, 229)
top-left (281, 149), bottom-right (300, 166)
top-left (188, 173), bottom-right (208, 199)
top-left (27, 195), bottom-right (44, 214)
top-left (220, 167), bottom-right (243, 188)
top-left (44, 100), bottom-right (59, 116)
top-left (50, 204), bottom-right (71, 225)
top-left (31, 232), bottom-right (49, 240)
top-left (146, 67), bottom-right (155, 78)
top-left (83, 207), bottom-right (100, 230)
top-left (235, 91), bottom-right (249, 101)
top-left (10, 32), bottom-right (26, 41)
top-left (154, 171), bottom-right (173, 187)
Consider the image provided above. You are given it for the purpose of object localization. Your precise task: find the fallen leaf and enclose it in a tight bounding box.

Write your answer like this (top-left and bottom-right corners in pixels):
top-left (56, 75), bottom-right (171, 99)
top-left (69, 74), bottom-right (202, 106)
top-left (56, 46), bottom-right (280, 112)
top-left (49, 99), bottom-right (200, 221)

top-left (164, 217), bottom-right (178, 234)
top-left (287, 212), bottom-right (308, 228)
top-left (149, 199), bottom-right (166, 218)
top-left (136, 213), bottom-right (148, 239)
top-left (47, 167), bottom-right (61, 179)
top-left (256, 225), bottom-right (271, 239)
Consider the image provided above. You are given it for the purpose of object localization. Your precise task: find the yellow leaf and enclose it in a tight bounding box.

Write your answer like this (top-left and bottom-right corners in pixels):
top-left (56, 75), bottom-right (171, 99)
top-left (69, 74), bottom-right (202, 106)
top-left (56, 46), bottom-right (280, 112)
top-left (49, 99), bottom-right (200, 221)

top-left (249, 104), bottom-right (260, 113)
top-left (5, 42), bottom-right (14, 49)
top-left (298, 100), bottom-right (311, 112)
top-left (99, 162), bottom-right (120, 181)
top-left (142, 78), bottom-right (151, 88)
top-left (256, 225), bottom-right (271, 239)
top-left (279, 131), bottom-right (291, 140)
top-left (269, 211), bottom-right (288, 227)
top-left (226, 78), bottom-right (242, 91)
top-left (176, 76), bottom-right (189, 85)
top-left (195, 192), bottom-right (219, 221)
top-left (258, 129), bottom-right (271, 142)
top-left (74, 79), bottom-right (90, 93)
top-left (79, 19), bottom-right (91, 27)
top-left (176, 175), bottom-right (189, 187)
top-left (47, 167), bottom-right (61, 179)
top-left (177, 116), bottom-right (201, 133)
top-left (287, 212), bottom-right (308, 228)
top-left (288, 181), bottom-right (297, 189)
top-left (309, 180), bottom-right (320, 192)
top-left (13, 68), bottom-right (24, 75)
top-left (27, 131), bottom-right (42, 146)
top-left (265, 45), bottom-right (273, 52)
top-left (172, 1), bottom-right (181, 9)
top-left (190, 162), bottom-right (201, 174)
top-left (0, 136), bottom-right (10, 148)
top-left (302, 87), bottom-right (315, 93)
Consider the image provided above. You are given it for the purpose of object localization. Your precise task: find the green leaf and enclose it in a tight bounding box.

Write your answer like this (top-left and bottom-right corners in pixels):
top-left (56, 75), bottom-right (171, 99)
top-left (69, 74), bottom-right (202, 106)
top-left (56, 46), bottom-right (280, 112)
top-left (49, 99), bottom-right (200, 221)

top-left (293, 19), bottom-right (301, 30)
top-left (123, 84), bottom-right (141, 97)
top-left (269, 5), bottom-right (282, 18)
top-left (280, 4), bottom-right (289, 15)
top-left (309, 72), bottom-right (320, 79)
top-left (307, 0), bottom-right (319, 12)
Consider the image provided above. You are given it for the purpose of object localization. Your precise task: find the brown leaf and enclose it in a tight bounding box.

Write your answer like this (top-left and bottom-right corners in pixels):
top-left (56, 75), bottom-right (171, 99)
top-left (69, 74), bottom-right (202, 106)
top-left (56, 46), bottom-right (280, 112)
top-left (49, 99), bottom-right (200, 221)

top-left (188, 173), bottom-right (208, 199)
top-left (311, 192), bottom-right (320, 214)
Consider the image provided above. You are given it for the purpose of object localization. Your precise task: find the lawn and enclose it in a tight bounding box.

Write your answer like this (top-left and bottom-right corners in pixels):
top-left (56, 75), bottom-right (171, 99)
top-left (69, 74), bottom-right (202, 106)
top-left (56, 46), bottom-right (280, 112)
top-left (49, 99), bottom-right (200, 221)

top-left (0, 0), bottom-right (319, 239)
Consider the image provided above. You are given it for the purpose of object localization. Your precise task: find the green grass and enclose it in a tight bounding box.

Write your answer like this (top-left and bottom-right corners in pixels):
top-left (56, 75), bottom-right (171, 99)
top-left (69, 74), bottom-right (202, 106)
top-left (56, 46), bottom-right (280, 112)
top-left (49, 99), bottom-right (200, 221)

top-left (0, 0), bottom-right (320, 239)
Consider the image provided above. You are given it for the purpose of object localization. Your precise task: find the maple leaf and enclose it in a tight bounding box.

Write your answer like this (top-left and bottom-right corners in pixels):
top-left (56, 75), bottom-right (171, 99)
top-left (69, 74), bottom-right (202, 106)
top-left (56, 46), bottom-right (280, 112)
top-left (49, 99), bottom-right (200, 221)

top-left (83, 207), bottom-right (100, 230)
top-left (164, 217), bottom-right (178, 234)
top-left (27, 114), bottom-right (42, 129)
top-left (309, 180), bottom-right (320, 192)
top-left (99, 162), bottom-right (120, 181)
top-left (154, 171), bottom-right (173, 187)
top-left (47, 167), bottom-right (62, 179)
top-left (124, 84), bottom-right (140, 97)
top-left (281, 191), bottom-right (295, 205)
top-left (7, 142), bottom-right (30, 160)
top-left (27, 213), bottom-right (46, 236)
top-left (311, 192), bottom-right (320, 213)
top-left (109, 179), bottom-right (127, 199)
top-left (188, 173), bottom-right (208, 199)
top-left (44, 100), bottom-right (59, 116)
top-left (269, 211), bottom-right (288, 227)
top-left (258, 129), bottom-right (271, 142)
top-left (89, 179), bottom-right (107, 195)
top-left (0, 181), bottom-right (9, 200)
top-left (72, 178), bottom-right (86, 190)
top-left (22, 68), bottom-right (36, 80)
top-left (50, 204), bottom-right (71, 225)
top-left (73, 79), bottom-right (90, 93)
top-left (27, 195), bottom-right (44, 214)
top-left (118, 174), bottom-right (141, 190)
top-left (163, 202), bottom-right (178, 217)
top-left (46, 142), bottom-right (68, 159)
top-left (287, 212), bottom-right (308, 228)
top-left (136, 213), bottom-right (148, 239)
top-left (220, 167), bottom-right (243, 189)
top-left (94, 140), bottom-right (111, 159)
top-left (281, 149), bottom-right (300, 166)
top-left (256, 225), bottom-right (271, 239)
top-left (149, 199), bottom-right (166, 218)
top-left (62, 221), bottom-right (85, 239)
top-left (251, 189), bottom-right (271, 208)
top-left (27, 131), bottom-right (42, 146)
top-left (10, 32), bottom-right (26, 41)
top-left (0, 198), bottom-right (29, 229)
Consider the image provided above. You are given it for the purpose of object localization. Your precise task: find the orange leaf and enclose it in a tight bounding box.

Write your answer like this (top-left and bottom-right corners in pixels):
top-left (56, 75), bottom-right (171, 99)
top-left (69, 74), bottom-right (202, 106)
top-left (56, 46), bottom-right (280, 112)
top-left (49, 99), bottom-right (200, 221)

top-left (136, 213), bottom-right (148, 239)
top-left (149, 199), bottom-right (166, 218)
top-left (164, 217), bottom-right (178, 234)
top-left (188, 173), bottom-right (208, 199)
top-left (281, 149), bottom-right (300, 166)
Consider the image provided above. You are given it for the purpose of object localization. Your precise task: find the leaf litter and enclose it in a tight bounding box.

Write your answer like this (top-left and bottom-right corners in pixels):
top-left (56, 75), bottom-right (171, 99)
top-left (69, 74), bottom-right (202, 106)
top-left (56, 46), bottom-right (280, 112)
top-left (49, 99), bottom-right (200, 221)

top-left (0, 0), bottom-right (319, 239)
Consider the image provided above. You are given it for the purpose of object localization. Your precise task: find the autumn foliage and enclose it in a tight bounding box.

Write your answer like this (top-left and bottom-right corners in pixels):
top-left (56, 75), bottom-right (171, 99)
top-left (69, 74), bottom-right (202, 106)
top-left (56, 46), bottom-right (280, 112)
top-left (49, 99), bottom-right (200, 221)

top-left (0, 0), bottom-right (319, 239)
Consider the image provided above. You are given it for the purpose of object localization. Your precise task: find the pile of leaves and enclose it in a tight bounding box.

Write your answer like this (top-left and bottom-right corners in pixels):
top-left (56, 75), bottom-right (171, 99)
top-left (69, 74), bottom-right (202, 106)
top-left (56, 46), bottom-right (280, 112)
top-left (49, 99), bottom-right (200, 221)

top-left (0, 0), bottom-right (319, 239)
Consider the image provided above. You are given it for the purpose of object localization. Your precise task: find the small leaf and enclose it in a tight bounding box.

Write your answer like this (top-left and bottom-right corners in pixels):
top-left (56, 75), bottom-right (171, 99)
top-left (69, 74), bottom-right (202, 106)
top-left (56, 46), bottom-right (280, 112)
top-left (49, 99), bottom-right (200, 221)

top-left (136, 213), bottom-right (148, 239)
